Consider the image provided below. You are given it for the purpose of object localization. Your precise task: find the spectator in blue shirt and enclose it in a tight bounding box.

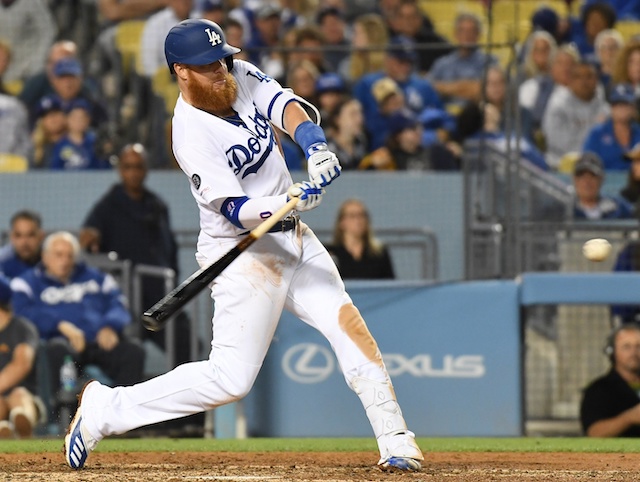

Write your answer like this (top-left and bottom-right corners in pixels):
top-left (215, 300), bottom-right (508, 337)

top-left (0, 211), bottom-right (44, 280)
top-left (583, 84), bottom-right (640, 171)
top-left (10, 232), bottom-right (145, 408)
top-left (570, 2), bottom-right (617, 64)
top-left (428, 12), bottom-right (498, 107)
top-left (620, 142), bottom-right (640, 205)
top-left (353, 36), bottom-right (442, 150)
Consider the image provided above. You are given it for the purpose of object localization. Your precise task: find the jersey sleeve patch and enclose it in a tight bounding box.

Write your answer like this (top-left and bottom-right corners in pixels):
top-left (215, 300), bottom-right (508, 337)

top-left (191, 174), bottom-right (201, 190)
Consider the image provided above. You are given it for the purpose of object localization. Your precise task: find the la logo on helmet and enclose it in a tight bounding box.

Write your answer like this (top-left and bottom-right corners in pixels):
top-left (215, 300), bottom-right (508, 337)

top-left (205, 28), bottom-right (222, 47)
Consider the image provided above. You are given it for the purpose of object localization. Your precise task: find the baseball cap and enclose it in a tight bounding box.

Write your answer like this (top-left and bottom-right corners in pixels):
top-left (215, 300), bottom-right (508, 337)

top-left (36, 95), bottom-right (64, 118)
top-left (372, 77), bottom-right (402, 104)
top-left (53, 57), bottom-right (83, 77)
top-left (574, 152), bottom-right (604, 177)
top-left (317, 7), bottom-right (344, 24)
top-left (609, 84), bottom-right (635, 105)
top-left (316, 73), bottom-right (345, 94)
top-left (65, 97), bottom-right (92, 114)
top-left (388, 109), bottom-right (419, 136)
top-left (255, 4), bottom-right (281, 19)
top-left (200, 0), bottom-right (223, 10)
top-left (387, 36), bottom-right (417, 63)
top-left (0, 275), bottom-right (11, 306)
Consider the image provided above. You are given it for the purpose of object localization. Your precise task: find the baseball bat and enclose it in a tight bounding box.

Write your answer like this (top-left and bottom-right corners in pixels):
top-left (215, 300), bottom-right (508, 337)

top-left (141, 196), bottom-right (300, 331)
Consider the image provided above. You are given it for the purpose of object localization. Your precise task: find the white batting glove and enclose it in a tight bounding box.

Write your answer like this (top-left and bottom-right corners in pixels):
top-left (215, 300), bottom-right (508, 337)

top-left (287, 181), bottom-right (325, 212)
top-left (307, 144), bottom-right (342, 187)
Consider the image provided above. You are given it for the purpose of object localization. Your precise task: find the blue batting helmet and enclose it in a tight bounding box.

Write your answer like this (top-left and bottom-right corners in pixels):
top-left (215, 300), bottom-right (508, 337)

top-left (164, 19), bottom-right (241, 74)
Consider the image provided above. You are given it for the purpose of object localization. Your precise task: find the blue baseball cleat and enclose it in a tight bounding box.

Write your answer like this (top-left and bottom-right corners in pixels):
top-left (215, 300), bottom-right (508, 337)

top-left (63, 381), bottom-right (98, 469)
top-left (379, 456), bottom-right (423, 471)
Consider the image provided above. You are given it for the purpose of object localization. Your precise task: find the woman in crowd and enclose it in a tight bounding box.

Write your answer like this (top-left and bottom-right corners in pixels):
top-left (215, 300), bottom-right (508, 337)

top-left (339, 13), bottom-right (389, 83)
top-left (325, 98), bottom-right (368, 170)
top-left (326, 198), bottom-right (395, 280)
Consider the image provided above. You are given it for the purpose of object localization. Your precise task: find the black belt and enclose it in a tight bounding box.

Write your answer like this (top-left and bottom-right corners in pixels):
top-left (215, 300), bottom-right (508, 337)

top-left (240, 214), bottom-right (299, 235)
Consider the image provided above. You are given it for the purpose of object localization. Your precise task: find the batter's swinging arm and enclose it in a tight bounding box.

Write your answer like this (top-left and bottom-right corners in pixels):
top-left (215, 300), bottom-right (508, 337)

top-left (141, 196), bottom-right (300, 331)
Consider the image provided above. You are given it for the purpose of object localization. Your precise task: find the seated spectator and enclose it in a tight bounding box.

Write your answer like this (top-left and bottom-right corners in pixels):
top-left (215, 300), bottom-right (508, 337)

top-left (286, 60), bottom-right (320, 103)
top-left (583, 85), bottom-right (640, 171)
top-left (571, 1), bottom-right (617, 64)
top-left (41, 57), bottom-right (108, 129)
top-left (0, 0), bottom-right (56, 83)
top-left (317, 7), bottom-right (350, 70)
top-left (612, 39), bottom-right (640, 109)
top-left (140, 0), bottom-right (193, 78)
top-left (529, 6), bottom-right (563, 45)
top-left (31, 96), bottom-right (67, 169)
top-left (326, 98), bottom-right (368, 171)
top-left (49, 99), bottom-right (108, 170)
top-left (571, 152), bottom-right (633, 219)
top-left (0, 40), bottom-right (11, 95)
top-left (10, 232), bottom-right (145, 413)
top-left (287, 25), bottom-right (333, 76)
top-left (325, 199), bottom-right (394, 280)
top-left (0, 92), bottom-right (32, 161)
top-left (594, 29), bottom-right (625, 91)
top-left (388, 0), bottom-right (451, 74)
top-left (520, 43), bottom-right (580, 139)
top-left (612, 226), bottom-right (640, 322)
top-left (353, 36), bottom-right (443, 150)
top-left (520, 31), bottom-right (557, 81)
top-left (199, 0), bottom-right (226, 25)
top-left (245, 4), bottom-right (283, 73)
top-left (339, 13), bottom-right (389, 84)
top-left (620, 142), bottom-right (640, 204)
top-left (0, 210), bottom-right (44, 280)
top-left (315, 72), bottom-right (348, 129)
top-left (359, 109), bottom-right (458, 171)
top-left (222, 18), bottom-right (249, 63)
top-left (580, 324), bottom-right (640, 437)
top-left (542, 61), bottom-right (610, 170)
top-left (98, 0), bottom-right (166, 24)
top-left (0, 276), bottom-right (41, 439)
top-left (427, 12), bottom-right (498, 107)
top-left (18, 41), bottom-right (84, 117)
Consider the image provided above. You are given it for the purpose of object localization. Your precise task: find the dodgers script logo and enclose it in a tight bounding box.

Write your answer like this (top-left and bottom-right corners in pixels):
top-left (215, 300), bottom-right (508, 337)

top-left (226, 105), bottom-right (275, 178)
top-left (205, 27), bottom-right (222, 47)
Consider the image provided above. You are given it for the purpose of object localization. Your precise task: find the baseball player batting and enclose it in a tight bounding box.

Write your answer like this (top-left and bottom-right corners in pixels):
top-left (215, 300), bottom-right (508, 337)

top-left (64, 19), bottom-right (423, 472)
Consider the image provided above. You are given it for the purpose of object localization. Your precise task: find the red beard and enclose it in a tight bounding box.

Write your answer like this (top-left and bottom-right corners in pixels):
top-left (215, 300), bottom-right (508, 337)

top-left (186, 71), bottom-right (238, 115)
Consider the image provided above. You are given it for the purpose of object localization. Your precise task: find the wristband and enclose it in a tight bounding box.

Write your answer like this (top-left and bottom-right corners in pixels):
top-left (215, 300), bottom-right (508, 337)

top-left (294, 121), bottom-right (327, 158)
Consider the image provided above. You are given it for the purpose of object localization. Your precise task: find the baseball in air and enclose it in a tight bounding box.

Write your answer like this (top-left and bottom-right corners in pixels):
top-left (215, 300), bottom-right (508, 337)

top-left (582, 238), bottom-right (612, 262)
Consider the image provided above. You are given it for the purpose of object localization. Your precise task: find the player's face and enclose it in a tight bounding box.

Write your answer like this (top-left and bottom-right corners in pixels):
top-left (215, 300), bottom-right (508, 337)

top-left (43, 238), bottom-right (76, 281)
top-left (182, 60), bottom-right (238, 115)
top-left (614, 329), bottom-right (640, 375)
top-left (10, 219), bottom-right (43, 262)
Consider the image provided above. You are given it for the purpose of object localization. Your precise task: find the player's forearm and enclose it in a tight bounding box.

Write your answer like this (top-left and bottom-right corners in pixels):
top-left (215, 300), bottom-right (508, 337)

top-left (219, 194), bottom-right (290, 231)
top-left (282, 102), bottom-right (313, 138)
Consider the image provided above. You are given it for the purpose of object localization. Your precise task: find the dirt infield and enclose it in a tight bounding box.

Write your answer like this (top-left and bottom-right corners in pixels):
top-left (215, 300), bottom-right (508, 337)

top-left (1, 451), bottom-right (639, 481)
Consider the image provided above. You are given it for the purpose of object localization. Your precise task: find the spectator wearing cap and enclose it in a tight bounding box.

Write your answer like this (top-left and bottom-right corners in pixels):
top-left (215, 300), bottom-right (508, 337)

top-left (387, 0), bottom-right (452, 74)
top-left (427, 12), bottom-right (498, 107)
top-left (531, 7), bottom-right (561, 42)
top-left (316, 73), bottom-right (348, 129)
top-left (31, 96), bottom-right (67, 169)
top-left (619, 142), bottom-right (640, 205)
top-left (199, 0), bottom-right (225, 25)
top-left (317, 8), bottom-right (350, 70)
top-left (353, 36), bottom-right (442, 150)
top-left (244, 4), bottom-right (283, 71)
top-left (583, 85), bottom-right (640, 171)
top-left (326, 98), bottom-right (368, 170)
top-left (542, 61), bottom-right (610, 170)
top-left (572, 152), bottom-right (633, 219)
top-left (0, 0), bottom-right (56, 83)
top-left (41, 58), bottom-right (109, 130)
top-left (140, 0), bottom-right (194, 78)
top-left (49, 99), bottom-right (107, 170)
top-left (359, 108), bottom-right (456, 171)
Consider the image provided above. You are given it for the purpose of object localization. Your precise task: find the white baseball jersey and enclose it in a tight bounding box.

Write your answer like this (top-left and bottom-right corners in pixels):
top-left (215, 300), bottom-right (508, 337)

top-left (172, 59), bottom-right (297, 246)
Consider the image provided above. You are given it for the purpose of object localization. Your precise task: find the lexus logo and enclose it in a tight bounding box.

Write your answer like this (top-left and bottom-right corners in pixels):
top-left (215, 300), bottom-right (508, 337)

top-left (282, 343), bottom-right (335, 383)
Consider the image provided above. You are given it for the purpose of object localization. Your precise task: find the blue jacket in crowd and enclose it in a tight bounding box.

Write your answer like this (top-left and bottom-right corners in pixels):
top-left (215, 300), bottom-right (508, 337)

top-left (583, 119), bottom-right (640, 171)
top-left (10, 262), bottom-right (131, 341)
top-left (0, 247), bottom-right (39, 279)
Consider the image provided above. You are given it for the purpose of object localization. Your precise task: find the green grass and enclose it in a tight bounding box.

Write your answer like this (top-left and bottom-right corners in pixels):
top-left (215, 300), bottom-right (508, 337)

top-left (3, 437), bottom-right (640, 454)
